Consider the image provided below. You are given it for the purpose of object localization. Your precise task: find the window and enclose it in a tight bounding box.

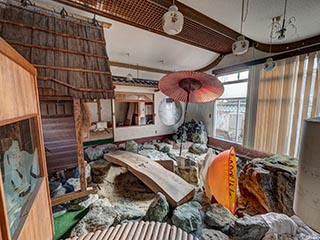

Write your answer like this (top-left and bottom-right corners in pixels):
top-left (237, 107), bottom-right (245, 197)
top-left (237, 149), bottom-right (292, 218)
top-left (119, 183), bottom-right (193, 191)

top-left (213, 70), bottom-right (248, 144)
top-left (115, 92), bottom-right (154, 127)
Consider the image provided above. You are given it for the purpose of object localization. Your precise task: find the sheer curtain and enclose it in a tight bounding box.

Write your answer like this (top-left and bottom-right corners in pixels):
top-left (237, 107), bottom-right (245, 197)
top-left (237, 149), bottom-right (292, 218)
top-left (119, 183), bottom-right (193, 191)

top-left (252, 52), bottom-right (319, 157)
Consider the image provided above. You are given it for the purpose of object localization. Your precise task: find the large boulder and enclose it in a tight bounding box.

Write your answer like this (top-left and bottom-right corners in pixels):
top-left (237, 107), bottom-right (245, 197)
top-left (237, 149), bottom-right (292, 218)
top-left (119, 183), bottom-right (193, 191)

top-left (174, 120), bottom-right (208, 144)
top-left (238, 155), bottom-right (297, 216)
top-left (113, 204), bottom-right (144, 224)
top-left (172, 201), bottom-right (202, 233)
top-left (189, 143), bottom-right (208, 155)
top-left (261, 213), bottom-right (297, 239)
top-left (204, 204), bottom-right (236, 230)
top-left (291, 215), bottom-right (320, 240)
top-left (84, 147), bottom-right (104, 161)
top-left (70, 206), bottom-right (117, 237)
top-left (69, 194), bottom-right (99, 210)
top-left (230, 215), bottom-right (270, 240)
top-left (144, 192), bottom-right (170, 222)
top-left (201, 228), bottom-right (229, 240)
top-left (125, 140), bottom-right (139, 153)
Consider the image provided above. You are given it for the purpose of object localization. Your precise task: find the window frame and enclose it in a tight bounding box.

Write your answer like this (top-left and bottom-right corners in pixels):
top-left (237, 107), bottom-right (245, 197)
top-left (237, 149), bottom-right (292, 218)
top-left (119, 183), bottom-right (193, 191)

top-left (213, 69), bottom-right (249, 145)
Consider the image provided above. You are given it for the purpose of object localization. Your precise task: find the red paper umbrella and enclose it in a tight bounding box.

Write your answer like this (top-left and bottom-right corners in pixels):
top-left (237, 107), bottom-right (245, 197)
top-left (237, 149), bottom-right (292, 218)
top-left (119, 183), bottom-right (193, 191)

top-left (159, 71), bottom-right (224, 103)
top-left (159, 71), bottom-right (224, 156)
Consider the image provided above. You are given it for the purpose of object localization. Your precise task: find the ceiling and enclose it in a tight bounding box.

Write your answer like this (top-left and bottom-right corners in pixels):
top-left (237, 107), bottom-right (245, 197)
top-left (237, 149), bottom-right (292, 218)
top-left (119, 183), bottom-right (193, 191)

top-left (33, 0), bottom-right (320, 78)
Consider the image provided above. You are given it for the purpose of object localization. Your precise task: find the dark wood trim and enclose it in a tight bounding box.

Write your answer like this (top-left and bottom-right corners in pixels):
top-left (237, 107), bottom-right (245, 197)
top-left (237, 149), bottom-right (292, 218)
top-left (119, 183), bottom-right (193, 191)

top-left (208, 137), bottom-right (273, 160)
top-left (110, 61), bottom-right (172, 74)
top-left (255, 35), bottom-right (320, 53)
top-left (73, 99), bottom-right (87, 192)
top-left (0, 113), bottom-right (38, 127)
top-left (0, 19), bottom-right (106, 45)
top-left (38, 77), bottom-right (114, 93)
top-left (213, 44), bottom-right (320, 75)
top-left (195, 55), bottom-right (224, 72)
top-left (51, 188), bottom-right (94, 206)
top-left (9, 41), bottom-right (109, 60)
top-left (35, 65), bottom-right (111, 75)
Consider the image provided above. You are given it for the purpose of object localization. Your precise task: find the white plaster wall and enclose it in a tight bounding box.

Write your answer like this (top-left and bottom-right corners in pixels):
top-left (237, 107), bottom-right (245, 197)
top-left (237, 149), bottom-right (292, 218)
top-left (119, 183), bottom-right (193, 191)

top-left (100, 99), bottom-right (112, 122)
top-left (113, 85), bottom-right (184, 142)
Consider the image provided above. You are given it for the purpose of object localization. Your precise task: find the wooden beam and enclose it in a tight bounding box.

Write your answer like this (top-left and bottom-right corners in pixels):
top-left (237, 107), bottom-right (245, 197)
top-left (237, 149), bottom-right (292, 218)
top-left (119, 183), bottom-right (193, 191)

top-left (110, 61), bottom-right (171, 75)
top-left (51, 188), bottom-right (94, 206)
top-left (105, 151), bottom-right (195, 207)
top-left (213, 44), bottom-right (320, 75)
top-left (195, 55), bottom-right (224, 72)
top-left (73, 99), bottom-right (87, 192)
top-left (148, 0), bottom-right (239, 41)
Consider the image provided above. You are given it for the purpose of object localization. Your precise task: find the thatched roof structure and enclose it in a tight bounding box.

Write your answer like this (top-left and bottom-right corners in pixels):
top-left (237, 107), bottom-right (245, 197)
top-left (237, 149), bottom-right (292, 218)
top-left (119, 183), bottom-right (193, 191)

top-left (0, 1), bottom-right (114, 99)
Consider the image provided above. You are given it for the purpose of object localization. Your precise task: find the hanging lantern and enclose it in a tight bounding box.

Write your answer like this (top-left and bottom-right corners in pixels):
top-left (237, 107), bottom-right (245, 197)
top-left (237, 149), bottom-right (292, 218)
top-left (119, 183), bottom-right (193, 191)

top-left (263, 57), bottom-right (277, 72)
top-left (162, 5), bottom-right (184, 35)
top-left (232, 35), bottom-right (249, 56)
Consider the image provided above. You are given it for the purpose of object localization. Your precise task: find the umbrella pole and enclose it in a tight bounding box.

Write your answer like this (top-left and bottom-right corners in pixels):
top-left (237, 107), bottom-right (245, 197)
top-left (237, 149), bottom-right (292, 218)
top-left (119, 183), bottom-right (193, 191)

top-left (179, 90), bottom-right (190, 157)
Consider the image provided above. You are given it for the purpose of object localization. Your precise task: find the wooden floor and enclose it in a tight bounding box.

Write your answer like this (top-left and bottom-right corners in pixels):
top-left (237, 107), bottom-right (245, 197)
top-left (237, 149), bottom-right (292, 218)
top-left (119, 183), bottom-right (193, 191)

top-left (65, 221), bottom-right (198, 240)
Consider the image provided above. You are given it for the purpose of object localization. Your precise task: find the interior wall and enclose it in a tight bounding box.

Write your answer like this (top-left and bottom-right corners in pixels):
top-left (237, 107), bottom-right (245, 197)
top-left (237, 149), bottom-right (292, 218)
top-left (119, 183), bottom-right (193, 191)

top-left (85, 100), bottom-right (112, 123)
top-left (114, 85), bottom-right (183, 142)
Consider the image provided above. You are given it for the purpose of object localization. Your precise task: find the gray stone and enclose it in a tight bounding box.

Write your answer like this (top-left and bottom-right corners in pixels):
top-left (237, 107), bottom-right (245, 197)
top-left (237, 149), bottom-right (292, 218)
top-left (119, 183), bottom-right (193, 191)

top-left (172, 201), bottom-right (202, 233)
top-left (291, 215), bottom-right (320, 240)
top-left (85, 147), bottom-right (104, 161)
top-left (125, 140), bottom-right (139, 153)
top-left (201, 228), bottom-right (229, 240)
top-left (52, 205), bottom-right (67, 218)
top-left (69, 194), bottom-right (99, 210)
top-left (145, 192), bottom-right (170, 222)
top-left (52, 184), bottom-right (66, 198)
top-left (138, 149), bottom-right (171, 160)
top-left (189, 143), bottom-right (208, 155)
top-left (261, 213), bottom-right (297, 239)
top-left (154, 143), bottom-right (172, 153)
top-left (204, 204), bottom-right (236, 230)
top-left (238, 155), bottom-right (297, 216)
top-left (66, 178), bottom-right (81, 192)
top-left (175, 120), bottom-right (208, 144)
top-left (91, 198), bottom-right (112, 208)
top-left (230, 215), bottom-right (270, 240)
top-left (96, 143), bottom-right (119, 153)
top-left (70, 206), bottom-right (117, 237)
top-left (113, 204), bottom-right (144, 224)
top-left (142, 142), bottom-right (156, 150)
top-left (90, 159), bottom-right (111, 176)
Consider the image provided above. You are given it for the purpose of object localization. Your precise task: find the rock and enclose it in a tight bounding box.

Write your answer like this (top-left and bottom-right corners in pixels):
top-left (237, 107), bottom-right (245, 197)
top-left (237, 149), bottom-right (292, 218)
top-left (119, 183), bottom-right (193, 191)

top-left (189, 143), bottom-right (208, 155)
top-left (90, 159), bottom-right (111, 176)
top-left (52, 205), bottom-right (67, 218)
top-left (51, 184), bottom-right (66, 198)
top-left (142, 142), bottom-right (156, 150)
top-left (238, 155), bottom-right (297, 216)
top-left (92, 175), bottom-right (106, 183)
top-left (230, 215), bottom-right (270, 240)
top-left (174, 120), bottom-right (208, 144)
top-left (201, 228), bottom-right (229, 240)
top-left (69, 194), bottom-right (99, 210)
top-left (96, 143), bottom-right (118, 153)
top-left (70, 206), bottom-right (117, 237)
top-left (49, 181), bottom-right (61, 193)
top-left (167, 152), bottom-right (177, 161)
top-left (125, 140), bottom-right (139, 153)
top-left (91, 198), bottom-right (112, 208)
top-left (204, 204), bottom-right (236, 230)
top-left (177, 166), bottom-right (199, 185)
top-left (85, 147), bottom-right (104, 161)
top-left (261, 213), bottom-right (297, 239)
top-left (154, 143), bottom-right (172, 153)
top-left (138, 149), bottom-right (171, 160)
top-left (118, 143), bottom-right (126, 150)
top-left (291, 215), bottom-right (320, 240)
top-left (172, 201), bottom-right (202, 233)
top-left (66, 178), bottom-right (81, 192)
top-left (113, 204), bottom-right (144, 224)
top-left (145, 192), bottom-right (170, 222)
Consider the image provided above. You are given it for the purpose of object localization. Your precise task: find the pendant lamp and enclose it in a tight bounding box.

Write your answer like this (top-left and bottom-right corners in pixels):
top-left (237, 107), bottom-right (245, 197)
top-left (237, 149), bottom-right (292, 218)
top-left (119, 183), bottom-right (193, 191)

top-left (232, 0), bottom-right (249, 55)
top-left (162, 0), bottom-right (184, 35)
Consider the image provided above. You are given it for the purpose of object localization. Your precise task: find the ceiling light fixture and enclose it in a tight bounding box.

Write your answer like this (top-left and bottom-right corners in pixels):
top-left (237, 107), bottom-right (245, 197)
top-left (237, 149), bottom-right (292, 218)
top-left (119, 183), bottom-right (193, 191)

top-left (271, 0), bottom-right (296, 40)
top-left (263, 22), bottom-right (276, 72)
top-left (232, 0), bottom-right (250, 56)
top-left (126, 53), bottom-right (133, 80)
top-left (162, 0), bottom-right (184, 35)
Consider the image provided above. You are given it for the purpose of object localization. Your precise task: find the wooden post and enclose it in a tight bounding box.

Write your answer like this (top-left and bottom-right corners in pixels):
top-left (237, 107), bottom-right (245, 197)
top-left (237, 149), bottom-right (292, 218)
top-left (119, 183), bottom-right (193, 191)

top-left (73, 99), bottom-right (87, 191)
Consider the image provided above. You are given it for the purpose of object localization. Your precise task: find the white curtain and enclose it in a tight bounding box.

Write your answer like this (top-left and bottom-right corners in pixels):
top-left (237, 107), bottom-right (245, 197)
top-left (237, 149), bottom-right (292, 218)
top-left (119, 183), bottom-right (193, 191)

top-left (251, 52), bottom-right (319, 157)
